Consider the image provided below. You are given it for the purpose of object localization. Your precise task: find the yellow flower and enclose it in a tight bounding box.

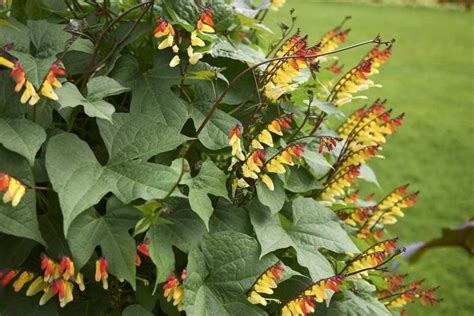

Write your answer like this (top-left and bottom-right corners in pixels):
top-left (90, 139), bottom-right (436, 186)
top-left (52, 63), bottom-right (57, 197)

top-left (191, 30), bottom-right (205, 47)
top-left (257, 129), bottom-right (273, 147)
top-left (187, 46), bottom-right (203, 65)
top-left (247, 263), bottom-right (284, 306)
top-left (13, 271), bottom-right (35, 292)
top-left (270, 0), bottom-right (286, 11)
top-left (26, 276), bottom-right (48, 296)
top-left (228, 125), bottom-right (245, 161)
top-left (158, 34), bottom-right (174, 50)
top-left (2, 176), bottom-right (27, 207)
top-left (260, 174), bottom-right (274, 191)
top-left (39, 80), bottom-right (59, 101)
top-left (20, 81), bottom-right (40, 106)
top-left (169, 55), bottom-right (180, 68)
top-left (266, 159), bottom-right (285, 174)
top-left (0, 56), bottom-right (14, 69)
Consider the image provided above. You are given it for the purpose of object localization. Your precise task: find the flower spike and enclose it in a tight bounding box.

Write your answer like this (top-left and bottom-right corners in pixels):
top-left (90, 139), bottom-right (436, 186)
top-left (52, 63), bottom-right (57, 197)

top-left (247, 262), bottom-right (284, 306)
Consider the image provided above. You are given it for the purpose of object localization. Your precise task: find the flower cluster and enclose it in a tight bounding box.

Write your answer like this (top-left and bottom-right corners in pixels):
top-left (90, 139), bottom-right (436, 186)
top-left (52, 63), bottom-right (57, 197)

top-left (135, 239), bottom-right (150, 267)
top-left (0, 255), bottom-right (85, 308)
top-left (319, 165), bottom-right (360, 203)
top-left (337, 99), bottom-right (404, 151)
top-left (356, 185), bottom-right (419, 239)
top-left (163, 269), bottom-right (186, 311)
top-left (383, 285), bottom-right (441, 310)
top-left (317, 25), bottom-right (350, 55)
top-left (330, 45), bottom-right (392, 107)
top-left (0, 57), bottom-right (65, 105)
top-left (228, 116), bottom-right (302, 191)
top-left (345, 239), bottom-right (399, 277)
top-left (154, 7), bottom-right (215, 67)
top-left (280, 275), bottom-right (344, 316)
top-left (247, 262), bottom-right (284, 305)
top-left (0, 172), bottom-right (27, 207)
top-left (261, 31), bottom-right (318, 100)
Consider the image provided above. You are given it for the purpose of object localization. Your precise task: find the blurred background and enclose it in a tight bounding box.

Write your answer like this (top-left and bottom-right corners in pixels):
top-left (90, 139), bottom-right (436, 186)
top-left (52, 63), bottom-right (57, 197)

top-left (268, 1), bottom-right (473, 315)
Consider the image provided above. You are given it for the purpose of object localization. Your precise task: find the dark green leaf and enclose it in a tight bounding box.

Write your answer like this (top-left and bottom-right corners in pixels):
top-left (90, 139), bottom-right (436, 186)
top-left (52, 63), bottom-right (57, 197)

top-left (182, 161), bottom-right (229, 229)
top-left (190, 101), bottom-right (240, 150)
top-left (256, 174), bottom-right (285, 215)
top-left (250, 198), bottom-right (358, 280)
top-left (183, 231), bottom-right (274, 316)
top-left (46, 125), bottom-right (186, 235)
top-left (67, 198), bottom-right (141, 289)
top-left (0, 118), bottom-right (45, 166)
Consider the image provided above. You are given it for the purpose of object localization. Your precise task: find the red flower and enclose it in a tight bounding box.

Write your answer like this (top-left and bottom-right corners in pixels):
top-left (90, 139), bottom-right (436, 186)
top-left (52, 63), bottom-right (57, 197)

top-left (0, 270), bottom-right (17, 286)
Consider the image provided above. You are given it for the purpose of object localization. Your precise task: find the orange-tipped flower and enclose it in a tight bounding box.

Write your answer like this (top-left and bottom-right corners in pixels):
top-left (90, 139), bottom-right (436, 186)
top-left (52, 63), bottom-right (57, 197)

top-left (0, 173), bottom-right (27, 207)
top-left (229, 125), bottom-right (245, 161)
top-left (163, 270), bottom-right (186, 311)
top-left (319, 166), bottom-right (360, 203)
top-left (95, 257), bottom-right (109, 290)
top-left (247, 262), bottom-right (285, 306)
top-left (197, 8), bottom-right (215, 33)
top-left (41, 254), bottom-right (57, 282)
top-left (59, 256), bottom-right (75, 280)
top-left (136, 239), bottom-right (151, 267)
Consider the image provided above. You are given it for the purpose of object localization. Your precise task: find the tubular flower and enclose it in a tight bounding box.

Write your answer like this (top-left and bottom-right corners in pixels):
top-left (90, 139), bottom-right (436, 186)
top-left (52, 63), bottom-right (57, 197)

top-left (95, 257), bottom-right (109, 290)
top-left (261, 31), bottom-right (318, 101)
top-left (280, 276), bottom-right (344, 316)
top-left (0, 56), bottom-right (14, 68)
top-left (136, 239), bottom-right (151, 267)
top-left (366, 238), bottom-right (398, 255)
top-left (229, 125), bottom-right (245, 161)
top-left (0, 269), bottom-right (18, 286)
top-left (252, 115), bottom-right (293, 149)
top-left (74, 272), bottom-right (85, 291)
top-left (41, 254), bottom-right (58, 282)
top-left (12, 271), bottom-right (35, 292)
top-left (319, 166), bottom-right (360, 203)
top-left (59, 256), bottom-right (75, 280)
top-left (197, 7), bottom-right (215, 33)
top-left (26, 276), bottom-right (48, 296)
top-left (163, 270), bottom-right (186, 311)
top-left (9, 61), bottom-right (40, 105)
top-left (0, 173), bottom-right (27, 207)
top-left (247, 262), bottom-right (284, 306)
top-left (47, 279), bottom-right (74, 308)
top-left (241, 150), bottom-right (266, 180)
top-left (364, 44), bottom-right (393, 75)
top-left (270, 0), bottom-right (286, 11)
top-left (319, 136), bottom-right (340, 153)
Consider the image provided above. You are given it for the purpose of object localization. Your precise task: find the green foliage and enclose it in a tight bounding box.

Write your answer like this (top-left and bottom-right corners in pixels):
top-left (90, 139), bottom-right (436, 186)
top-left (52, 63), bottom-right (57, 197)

top-left (0, 0), bottom-right (443, 315)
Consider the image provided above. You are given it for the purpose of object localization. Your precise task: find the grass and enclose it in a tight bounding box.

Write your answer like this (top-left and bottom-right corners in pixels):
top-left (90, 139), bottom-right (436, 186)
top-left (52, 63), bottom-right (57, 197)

top-left (267, 2), bottom-right (474, 315)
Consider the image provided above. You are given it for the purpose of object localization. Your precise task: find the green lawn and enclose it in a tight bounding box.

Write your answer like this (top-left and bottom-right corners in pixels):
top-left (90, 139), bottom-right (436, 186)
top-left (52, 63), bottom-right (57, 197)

top-left (268, 2), bottom-right (474, 315)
